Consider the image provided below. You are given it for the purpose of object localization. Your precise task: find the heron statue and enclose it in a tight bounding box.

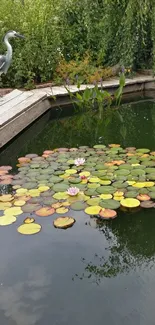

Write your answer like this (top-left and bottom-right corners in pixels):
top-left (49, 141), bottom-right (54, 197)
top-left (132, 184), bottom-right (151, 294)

top-left (0, 30), bottom-right (24, 76)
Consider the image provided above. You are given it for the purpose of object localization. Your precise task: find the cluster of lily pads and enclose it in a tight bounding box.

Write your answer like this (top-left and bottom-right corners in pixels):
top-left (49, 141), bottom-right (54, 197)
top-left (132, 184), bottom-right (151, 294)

top-left (0, 144), bottom-right (155, 235)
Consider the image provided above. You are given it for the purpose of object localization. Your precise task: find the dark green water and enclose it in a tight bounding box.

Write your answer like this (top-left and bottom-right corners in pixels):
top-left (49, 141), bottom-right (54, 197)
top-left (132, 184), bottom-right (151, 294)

top-left (1, 97), bottom-right (155, 324)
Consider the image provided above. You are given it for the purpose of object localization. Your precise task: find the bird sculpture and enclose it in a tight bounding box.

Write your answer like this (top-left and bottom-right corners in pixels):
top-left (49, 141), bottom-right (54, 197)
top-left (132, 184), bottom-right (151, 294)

top-left (0, 30), bottom-right (24, 76)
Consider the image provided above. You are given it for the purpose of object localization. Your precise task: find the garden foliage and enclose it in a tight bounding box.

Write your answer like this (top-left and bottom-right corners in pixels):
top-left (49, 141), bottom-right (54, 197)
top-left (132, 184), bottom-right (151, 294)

top-left (0, 0), bottom-right (153, 87)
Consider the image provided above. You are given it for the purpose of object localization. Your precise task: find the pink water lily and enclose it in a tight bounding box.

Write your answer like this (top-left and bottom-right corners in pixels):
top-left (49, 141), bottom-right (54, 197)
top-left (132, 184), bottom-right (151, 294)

top-left (74, 158), bottom-right (85, 166)
top-left (67, 187), bottom-right (79, 196)
top-left (80, 175), bottom-right (87, 180)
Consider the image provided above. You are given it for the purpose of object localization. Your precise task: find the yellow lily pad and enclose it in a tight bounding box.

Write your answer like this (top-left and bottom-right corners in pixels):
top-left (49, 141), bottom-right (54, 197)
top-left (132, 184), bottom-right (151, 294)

top-left (28, 189), bottom-right (40, 197)
top-left (0, 194), bottom-right (14, 202)
top-left (85, 206), bottom-right (101, 215)
top-left (131, 163), bottom-right (140, 166)
top-left (88, 183), bottom-right (100, 189)
top-left (120, 198), bottom-right (140, 208)
top-left (89, 177), bottom-right (100, 183)
top-left (132, 182), bottom-right (146, 188)
top-left (61, 201), bottom-right (70, 207)
top-left (144, 182), bottom-right (154, 187)
top-left (0, 215), bottom-right (16, 226)
top-left (56, 207), bottom-right (69, 214)
top-left (99, 180), bottom-right (111, 185)
top-left (114, 195), bottom-right (124, 201)
top-left (4, 207), bottom-right (23, 216)
top-left (59, 174), bottom-right (69, 179)
top-left (79, 171), bottom-right (90, 177)
top-left (99, 194), bottom-right (113, 200)
top-left (16, 188), bottom-right (28, 195)
top-left (53, 217), bottom-right (75, 229)
top-left (14, 200), bottom-right (26, 206)
top-left (17, 223), bottom-right (41, 235)
top-left (24, 217), bottom-right (35, 224)
top-left (38, 186), bottom-right (50, 192)
top-left (53, 192), bottom-right (69, 200)
top-left (65, 169), bottom-right (77, 175)
top-left (114, 191), bottom-right (124, 197)
top-left (127, 181), bottom-right (136, 186)
top-left (0, 202), bottom-right (12, 210)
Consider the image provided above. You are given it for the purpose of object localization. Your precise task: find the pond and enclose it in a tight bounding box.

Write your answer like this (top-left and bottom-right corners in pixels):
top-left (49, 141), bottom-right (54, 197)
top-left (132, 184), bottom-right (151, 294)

top-left (1, 93), bottom-right (155, 325)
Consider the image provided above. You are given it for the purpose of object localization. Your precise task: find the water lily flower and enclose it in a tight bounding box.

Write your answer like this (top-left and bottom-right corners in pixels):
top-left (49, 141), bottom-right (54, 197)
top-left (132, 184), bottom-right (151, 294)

top-left (74, 158), bottom-right (85, 166)
top-left (80, 175), bottom-right (87, 180)
top-left (67, 187), bottom-right (79, 196)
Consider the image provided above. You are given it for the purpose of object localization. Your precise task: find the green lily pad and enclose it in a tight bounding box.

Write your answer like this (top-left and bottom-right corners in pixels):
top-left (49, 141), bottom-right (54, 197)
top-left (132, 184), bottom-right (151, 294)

top-left (93, 145), bottom-right (106, 149)
top-left (96, 186), bottom-right (115, 194)
top-left (23, 182), bottom-right (38, 189)
top-left (112, 181), bottom-right (128, 188)
top-left (68, 178), bottom-right (81, 184)
top-left (100, 199), bottom-right (120, 209)
top-left (22, 204), bottom-right (41, 213)
top-left (147, 173), bottom-right (155, 180)
top-left (139, 188), bottom-right (149, 194)
top-left (115, 169), bottom-right (130, 176)
top-left (70, 201), bottom-right (87, 211)
top-left (124, 191), bottom-right (138, 198)
top-left (148, 192), bottom-right (155, 199)
top-left (131, 169), bottom-right (146, 176)
top-left (136, 148), bottom-right (150, 153)
top-left (87, 198), bottom-right (101, 206)
top-left (52, 183), bottom-right (69, 192)
top-left (84, 189), bottom-right (98, 196)
top-left (49, 176), bottom-right (63, 183)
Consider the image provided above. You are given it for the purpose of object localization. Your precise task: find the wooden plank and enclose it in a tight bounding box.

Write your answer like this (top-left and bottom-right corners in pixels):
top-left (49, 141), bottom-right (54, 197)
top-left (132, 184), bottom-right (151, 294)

top-left (0, 89), bottom-right (23, 106)
top-left (0, 97), bottom-right (51, 148)
top-left (0, 91), bottom-right (47, 127)
top-left (0, 91), bottom-right (33, 115)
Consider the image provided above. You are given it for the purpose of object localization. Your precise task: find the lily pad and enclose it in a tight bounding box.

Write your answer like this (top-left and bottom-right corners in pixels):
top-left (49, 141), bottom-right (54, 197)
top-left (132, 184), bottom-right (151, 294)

top-left (24, 217), bottom-right (35, 224)
top-left (87, 198), bottom-right (101, 206)
top-left (52, 183), bottom-right (69, 192)
top-left (0, 215), bottom-right (16, 226)
top-left (140, 201), bottom-right (155, 208)
top-left (35, 207), bottom-right (55, 216)
top-left (70, 201), bottom-right (87, 211)
top-left (53, 217), bottom-right (75, 229)
top-left (22, 204), bottom-right (41, 213)
top-left (99, 199), bottom-right (120, 209)
top-left (97, 186), bottom-right (115, 194)
top-left (99, 209), bottom-right (117, 220)
top-left (121, 198), bottom-right (140, 208)
top-left (85, 206), bottom-right (101, 215)
top-left (17, 223), bottom-right (41, 235)
top-left (56, 207), bottom-right (69, 214)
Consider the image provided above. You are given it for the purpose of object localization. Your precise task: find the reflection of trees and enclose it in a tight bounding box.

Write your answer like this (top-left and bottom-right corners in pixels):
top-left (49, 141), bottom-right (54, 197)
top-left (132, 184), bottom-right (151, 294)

top-left (75, 209), bottom-right (155, 284)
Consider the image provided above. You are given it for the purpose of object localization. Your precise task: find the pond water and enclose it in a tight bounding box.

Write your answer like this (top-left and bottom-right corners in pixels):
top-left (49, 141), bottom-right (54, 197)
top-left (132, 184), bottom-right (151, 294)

top-left (1, 94), bottom-right (155, 325)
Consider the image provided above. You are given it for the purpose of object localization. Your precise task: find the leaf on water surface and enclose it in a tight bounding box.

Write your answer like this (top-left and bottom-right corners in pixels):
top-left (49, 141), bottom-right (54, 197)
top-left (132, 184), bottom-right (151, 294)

top-left (35, 207), bottom-right (55, 217)
top-left (56, 207), bottom-right (69, 214)
top-left (99, 209), bottom-right (117, 220)
top-left (53, 217), bottom-right (75, 229)
top-left (0, 195), bottom-right (14, 202)
top-left (0, 215), bottom-right (16, 226)
top-left (4, 207), bottom-right (23, 216)
top-left (85, 206), bottom-right (101, 215)
top-left (24, 217), bottom-right (35, 224)
top-left (120, 198), bottom-right (140, 208)
top-left (17, 223), bottom-right (41, 235)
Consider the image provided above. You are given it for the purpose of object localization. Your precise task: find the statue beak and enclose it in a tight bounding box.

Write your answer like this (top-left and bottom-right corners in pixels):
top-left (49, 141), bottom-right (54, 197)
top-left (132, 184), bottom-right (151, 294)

top-left (15, 33), bottom-right (25, 39)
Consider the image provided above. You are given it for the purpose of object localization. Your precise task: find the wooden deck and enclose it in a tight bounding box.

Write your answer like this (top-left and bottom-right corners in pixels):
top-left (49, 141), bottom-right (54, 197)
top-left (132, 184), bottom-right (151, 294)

top-left (0, 75), bottom-right (155, 149)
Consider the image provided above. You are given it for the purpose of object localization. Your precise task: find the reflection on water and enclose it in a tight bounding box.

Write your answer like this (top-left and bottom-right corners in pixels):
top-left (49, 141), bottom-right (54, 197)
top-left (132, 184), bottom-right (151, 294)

top-left (0, 266), bottom-right (51, 325)
top-left (1, 98), bottom-right (155, 324)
